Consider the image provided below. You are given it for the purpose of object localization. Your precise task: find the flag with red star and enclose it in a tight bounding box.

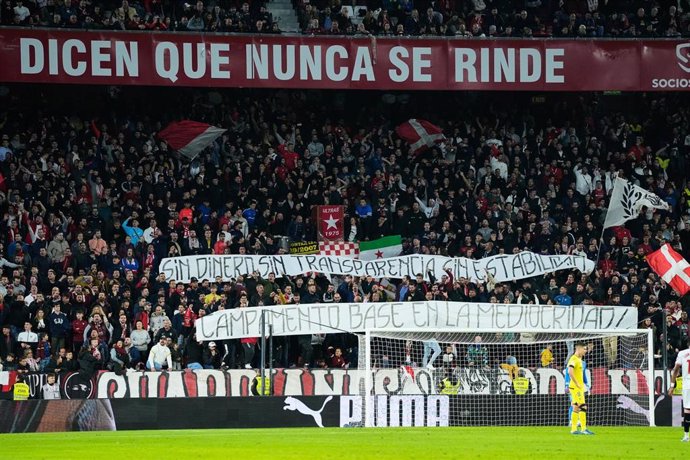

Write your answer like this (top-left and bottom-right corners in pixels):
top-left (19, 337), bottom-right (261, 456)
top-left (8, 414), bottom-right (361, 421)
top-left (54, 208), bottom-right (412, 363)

top-left (359, 235), bottom-right (402, 261)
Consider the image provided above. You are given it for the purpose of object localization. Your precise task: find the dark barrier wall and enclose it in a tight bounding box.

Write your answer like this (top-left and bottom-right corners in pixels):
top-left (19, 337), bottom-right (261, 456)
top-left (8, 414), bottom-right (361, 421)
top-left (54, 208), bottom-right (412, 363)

top-left (0, 396), bottom-right (339, 433)
top-left (112, 396), bottom-right (341, 430)
top-left (0, 395), bottom-right (675, 433)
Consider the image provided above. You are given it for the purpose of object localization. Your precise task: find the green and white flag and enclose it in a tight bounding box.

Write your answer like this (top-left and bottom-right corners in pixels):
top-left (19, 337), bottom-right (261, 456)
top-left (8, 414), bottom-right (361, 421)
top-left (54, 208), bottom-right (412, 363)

top-left (359, 235), bottom-right (403, 260)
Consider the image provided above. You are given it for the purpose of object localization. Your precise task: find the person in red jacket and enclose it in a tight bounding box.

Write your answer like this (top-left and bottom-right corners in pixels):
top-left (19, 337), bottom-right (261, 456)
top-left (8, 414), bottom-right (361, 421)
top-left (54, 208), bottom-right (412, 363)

top-left (213, 239), bottom-right (227, 254)
top-left (277, 143), bottom-right (299, 171)
top-left (330, 347), bottom-right (348, 368)
top-left (71, 310), bottom-right (88, 352)
top-left (134, 303), bottom-right (151, 331)
top-left (241, 336), bottom-right (258, 369)
top-left (182, 305), bottom-right (197, 340)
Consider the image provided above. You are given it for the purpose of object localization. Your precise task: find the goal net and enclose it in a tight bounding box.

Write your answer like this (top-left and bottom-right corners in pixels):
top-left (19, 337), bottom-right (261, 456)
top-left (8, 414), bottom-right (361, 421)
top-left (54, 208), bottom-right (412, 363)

top-left (357, 329), bottom-right (654, 428)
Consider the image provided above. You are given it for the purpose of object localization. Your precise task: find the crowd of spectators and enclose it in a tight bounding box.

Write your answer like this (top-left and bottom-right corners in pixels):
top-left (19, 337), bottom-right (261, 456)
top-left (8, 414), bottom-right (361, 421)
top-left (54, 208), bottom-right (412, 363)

top-left (0, 85), bottom-right (689, 382)
top-left (299, 1), bottom-right (690, 37)
top-left (0, 0), bottom-right (280, 32)
top-left (3, 0), bottom-right (690, 37)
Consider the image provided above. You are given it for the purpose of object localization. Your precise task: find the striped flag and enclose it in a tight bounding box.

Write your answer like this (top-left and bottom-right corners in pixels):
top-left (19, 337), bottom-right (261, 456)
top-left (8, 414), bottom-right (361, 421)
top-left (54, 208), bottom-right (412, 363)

top-left (359, 235), bottom-right (402, 260)
top-left (157, 120), bottom-right (227, 161)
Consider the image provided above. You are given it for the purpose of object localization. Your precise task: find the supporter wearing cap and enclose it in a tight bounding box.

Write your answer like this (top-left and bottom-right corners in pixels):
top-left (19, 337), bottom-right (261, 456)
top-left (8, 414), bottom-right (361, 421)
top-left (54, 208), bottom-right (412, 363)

top-left (202, 341), bottom-right (221, 369)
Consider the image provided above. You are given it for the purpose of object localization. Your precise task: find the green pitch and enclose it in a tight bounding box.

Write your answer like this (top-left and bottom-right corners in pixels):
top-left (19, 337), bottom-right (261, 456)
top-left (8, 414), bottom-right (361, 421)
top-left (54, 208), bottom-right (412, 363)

top-left (0, 427), bottom-right (686, 459)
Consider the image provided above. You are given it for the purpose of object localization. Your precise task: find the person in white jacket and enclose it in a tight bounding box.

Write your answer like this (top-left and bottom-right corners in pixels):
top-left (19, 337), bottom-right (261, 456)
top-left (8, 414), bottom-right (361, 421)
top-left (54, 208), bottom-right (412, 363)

top-left (574, 164), bottom-right (595, 196)
top-left (415, 195), bottom-right (440, 219)
top-left (149, 306), bottom-right (169, 338)
top-left (147, 337), bottom-right (172, 371)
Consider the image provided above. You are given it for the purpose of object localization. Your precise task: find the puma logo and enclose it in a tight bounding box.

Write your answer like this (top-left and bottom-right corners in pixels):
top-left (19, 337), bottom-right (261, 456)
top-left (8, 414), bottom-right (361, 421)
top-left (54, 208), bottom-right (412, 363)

top-left (283, 396), bottom-right (333, 428)
top-left (616, 395), bottom-right (664, 423)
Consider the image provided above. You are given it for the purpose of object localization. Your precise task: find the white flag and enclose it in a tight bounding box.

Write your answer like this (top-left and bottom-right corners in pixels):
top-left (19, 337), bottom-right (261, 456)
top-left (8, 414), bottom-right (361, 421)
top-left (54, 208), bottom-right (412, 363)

top-left (603, 177), bottom-right (670, 229)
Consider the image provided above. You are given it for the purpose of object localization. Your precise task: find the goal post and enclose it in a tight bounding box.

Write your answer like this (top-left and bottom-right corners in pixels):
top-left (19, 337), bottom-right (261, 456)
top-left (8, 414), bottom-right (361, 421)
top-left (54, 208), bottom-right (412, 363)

top-left (360, 328), bottom-right (655, 428)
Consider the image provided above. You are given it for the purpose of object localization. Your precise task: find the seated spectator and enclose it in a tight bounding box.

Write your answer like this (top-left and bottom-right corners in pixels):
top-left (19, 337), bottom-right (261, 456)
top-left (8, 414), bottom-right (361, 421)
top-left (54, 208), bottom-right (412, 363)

top-left (147, 336), bottom-right (172, 371)
top-left (202, 341), bottom-right (221, 369)
top-left (109, 338), bottom-right (130, 375)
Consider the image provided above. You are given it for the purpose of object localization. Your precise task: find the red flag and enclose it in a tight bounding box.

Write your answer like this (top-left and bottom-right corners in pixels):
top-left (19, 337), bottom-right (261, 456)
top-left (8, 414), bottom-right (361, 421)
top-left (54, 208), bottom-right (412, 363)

top-left (157, 120), bottom-right (227, 161)
top-left (315, 205), bottom-right (344, 241)
top-left (646, 244), bottom-right (690, 296)
top-left (395, 119), bottom-right (445, 156)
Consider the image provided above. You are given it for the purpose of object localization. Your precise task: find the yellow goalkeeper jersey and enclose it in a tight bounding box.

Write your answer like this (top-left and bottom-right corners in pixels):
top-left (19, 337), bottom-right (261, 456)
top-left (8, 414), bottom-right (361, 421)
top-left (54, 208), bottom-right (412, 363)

top-left (567, 354), bottom-right (584, 389)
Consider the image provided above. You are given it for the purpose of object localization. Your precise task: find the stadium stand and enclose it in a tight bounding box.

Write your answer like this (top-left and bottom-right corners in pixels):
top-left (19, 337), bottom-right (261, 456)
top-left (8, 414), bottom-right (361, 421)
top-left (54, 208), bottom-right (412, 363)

top-left (0, 84), bottom-right (688, 376)
top-left (297, 0), bottom-right (690, 36)
top-left (2, 0), bottom-right (690, 36)
top-left (0, 0), bottom-right (281, 32)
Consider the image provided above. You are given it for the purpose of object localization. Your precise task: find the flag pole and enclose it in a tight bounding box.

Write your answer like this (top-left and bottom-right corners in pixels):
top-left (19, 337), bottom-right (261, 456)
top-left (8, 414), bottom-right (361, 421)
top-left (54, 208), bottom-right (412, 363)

top-left (593, 173), bottom-right (620, 273)
top-left (594, 222), bottom-right (607, 266)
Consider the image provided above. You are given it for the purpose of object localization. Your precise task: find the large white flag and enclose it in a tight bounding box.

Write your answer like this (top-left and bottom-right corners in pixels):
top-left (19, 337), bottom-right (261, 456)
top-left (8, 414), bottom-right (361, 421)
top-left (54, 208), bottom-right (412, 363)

top-left (603, 177), bottom-right (669, 229)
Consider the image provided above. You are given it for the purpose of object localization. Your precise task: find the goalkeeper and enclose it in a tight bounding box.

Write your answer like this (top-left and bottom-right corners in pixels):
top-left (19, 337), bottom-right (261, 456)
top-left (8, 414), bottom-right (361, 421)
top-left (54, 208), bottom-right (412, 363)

top-left (567, 342), bottom-right (594, 435)
top-left (565, 353), bottom-right (590, 427)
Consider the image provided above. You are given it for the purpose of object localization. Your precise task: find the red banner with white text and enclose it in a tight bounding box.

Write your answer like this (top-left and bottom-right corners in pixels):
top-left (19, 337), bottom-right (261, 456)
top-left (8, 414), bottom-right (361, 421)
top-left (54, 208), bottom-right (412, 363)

top-left (0, 29), bottom-right (689, 91)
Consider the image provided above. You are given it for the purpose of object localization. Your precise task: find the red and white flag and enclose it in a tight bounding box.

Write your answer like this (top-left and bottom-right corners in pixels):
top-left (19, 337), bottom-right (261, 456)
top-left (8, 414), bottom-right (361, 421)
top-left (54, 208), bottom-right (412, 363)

top-left (395, 119), bottom-right (445, 156)
top-left (157, 120), bottom-right (227, 161)
top-left (319, 241), bottom-right (359, 257)
top-left (646, 244), bottom-right (690, 296)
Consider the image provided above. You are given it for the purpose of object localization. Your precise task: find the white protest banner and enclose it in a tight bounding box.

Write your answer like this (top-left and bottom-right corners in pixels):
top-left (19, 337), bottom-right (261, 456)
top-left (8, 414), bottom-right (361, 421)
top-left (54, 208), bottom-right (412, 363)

top-left (160, 252), bottom-right (594, 284)
top-left (195, 301), bottom-right (637, 340)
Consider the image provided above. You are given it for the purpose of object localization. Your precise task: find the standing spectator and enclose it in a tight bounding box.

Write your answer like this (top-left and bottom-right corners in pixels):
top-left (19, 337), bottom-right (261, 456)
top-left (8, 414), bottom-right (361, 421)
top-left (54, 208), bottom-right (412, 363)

top-left (78, 341), bottom-right (100, 378)
top-left (41, 373), bottom-right (61, 400)
top-left (540, 344), bottom-right (554, 367)
top-left (149, 305), bottom-right (168, 338)
top-left (185, 334), bottom-right (204, 369)
top-left (422, 339), bottom-right (442, 369)
top-left (0, 325), bottom-right (13, 360)
top-left (241, 336), bottom-right (258, 369)
top-left (88, 230), bottom-right (107, 255)
top-left (17, 321), bottom-right (38, 353)
top-left (122, 217), bottom-right (143, 246)
top-left (555, 286), bottom-right (573, 306)
top-left (48, 304), bottom-right (70, 351)
top-left (36, 333), bottom-right (52, 370)
top-left (70, 310), bottom-right (88, 352)
top-left (466, 335), bottom-right (489, 367)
